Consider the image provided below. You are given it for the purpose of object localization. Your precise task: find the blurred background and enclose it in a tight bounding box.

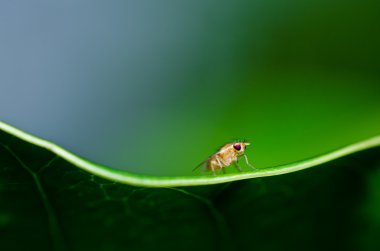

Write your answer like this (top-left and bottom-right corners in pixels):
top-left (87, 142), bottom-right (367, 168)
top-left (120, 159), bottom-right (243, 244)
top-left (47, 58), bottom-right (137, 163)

top-left (1, 0), bottom-right (380, 176)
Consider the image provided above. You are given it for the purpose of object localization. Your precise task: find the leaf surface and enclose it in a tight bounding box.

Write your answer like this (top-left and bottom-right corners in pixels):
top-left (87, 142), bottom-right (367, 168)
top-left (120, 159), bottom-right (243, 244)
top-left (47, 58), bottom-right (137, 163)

top-left (1, 121), bottom-right (380, 251)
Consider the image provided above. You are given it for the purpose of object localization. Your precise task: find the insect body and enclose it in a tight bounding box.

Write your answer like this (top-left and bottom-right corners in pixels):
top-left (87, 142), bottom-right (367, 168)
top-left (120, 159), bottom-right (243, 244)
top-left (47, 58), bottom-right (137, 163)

top-left (194, 142), bottom-right (255, 175)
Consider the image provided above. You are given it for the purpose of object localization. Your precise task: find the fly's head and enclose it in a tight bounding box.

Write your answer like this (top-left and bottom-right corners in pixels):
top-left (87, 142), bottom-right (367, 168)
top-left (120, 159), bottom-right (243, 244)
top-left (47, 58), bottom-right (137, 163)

top-left (232, 142), bottom-right (250, 155)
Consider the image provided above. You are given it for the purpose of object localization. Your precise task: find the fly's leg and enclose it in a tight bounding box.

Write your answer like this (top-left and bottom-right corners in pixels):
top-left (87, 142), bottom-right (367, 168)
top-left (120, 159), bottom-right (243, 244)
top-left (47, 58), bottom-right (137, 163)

top-left (215, 156), bottom-right (223, 169)
top-left (215, 156), bottom-right (227, 175)
top-left (210, 165), bottom-right (216, 176)
top-left (234, 162), bottom-right (243, 172)
top-left (243, 154), bottom-right (256, 170)
top-left (209, 158), bottom-right (222, 176)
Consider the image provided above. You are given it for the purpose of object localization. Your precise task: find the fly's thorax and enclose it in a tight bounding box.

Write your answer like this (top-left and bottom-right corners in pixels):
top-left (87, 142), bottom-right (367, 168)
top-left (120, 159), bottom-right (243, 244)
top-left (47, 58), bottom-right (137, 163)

top-left (218, 150), bottom-right (238, 166)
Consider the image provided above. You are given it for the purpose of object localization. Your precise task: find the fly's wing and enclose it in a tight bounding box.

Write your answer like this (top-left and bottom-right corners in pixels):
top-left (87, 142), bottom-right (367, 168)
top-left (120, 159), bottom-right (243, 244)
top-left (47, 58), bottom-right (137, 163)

top-left (192, 158), bottom-right (209, 172)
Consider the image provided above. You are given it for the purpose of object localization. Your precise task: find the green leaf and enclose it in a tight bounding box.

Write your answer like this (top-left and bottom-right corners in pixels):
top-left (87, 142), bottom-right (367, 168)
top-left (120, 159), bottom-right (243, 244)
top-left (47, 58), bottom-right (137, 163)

top-left (1, 121), bottom-right (380, 251)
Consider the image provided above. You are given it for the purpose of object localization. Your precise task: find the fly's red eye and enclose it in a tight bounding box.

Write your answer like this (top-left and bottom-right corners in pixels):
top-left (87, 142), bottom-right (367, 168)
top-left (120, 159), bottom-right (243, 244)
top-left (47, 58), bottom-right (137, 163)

top-left (233, 144), bottom-right (241, 151)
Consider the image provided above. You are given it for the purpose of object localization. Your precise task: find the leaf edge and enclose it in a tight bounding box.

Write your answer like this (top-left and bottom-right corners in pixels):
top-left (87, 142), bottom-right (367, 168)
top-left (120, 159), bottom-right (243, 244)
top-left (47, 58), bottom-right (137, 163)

top-left (1, 120), bottom-right (380, 187)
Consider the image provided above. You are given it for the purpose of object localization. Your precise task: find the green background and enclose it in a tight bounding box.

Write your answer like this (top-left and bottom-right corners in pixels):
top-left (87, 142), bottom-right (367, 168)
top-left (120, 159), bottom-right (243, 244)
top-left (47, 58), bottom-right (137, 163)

top-left (1, 0), bottom-right (380, 176)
